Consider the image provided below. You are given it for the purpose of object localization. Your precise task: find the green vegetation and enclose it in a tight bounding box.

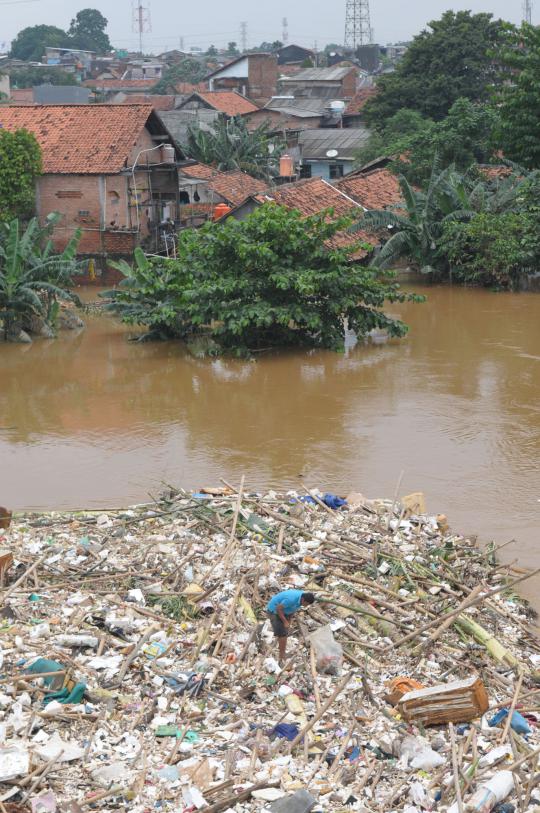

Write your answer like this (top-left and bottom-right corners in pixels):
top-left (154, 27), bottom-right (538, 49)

top-left (0, 215), bottom-right (81, 341)
top-left (0, 129), bottom-right (42, 223)
top-left (152, 59), bottom-right (209, 93)
top-left (185, 117), bottom-right (284, 181)
top-left (354, 162), bottom-right (540, 287)
top-left (68, 9), bottom-right (111, 53)
top-left (363, 11), bottom-right (510, 125)
top-left (106, 206), bottom-right (418, 353)
top-left (357, 99), bottom-right (499, 185)
top-left (9, 8), bottom-right (111, 60)
top-left (496, 24), bottom-right (540, 169)
top-left (9, 67), bottom-right (78, 88)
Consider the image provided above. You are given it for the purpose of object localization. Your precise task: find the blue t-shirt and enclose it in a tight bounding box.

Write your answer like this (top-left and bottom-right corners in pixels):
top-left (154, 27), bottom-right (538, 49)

top-left (267, 589), bottom-right (304, 616)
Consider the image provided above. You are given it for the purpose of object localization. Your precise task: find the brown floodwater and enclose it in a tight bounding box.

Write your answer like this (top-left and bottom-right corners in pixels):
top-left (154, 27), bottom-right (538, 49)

top-left (1, 285), bottom-right (539, 587)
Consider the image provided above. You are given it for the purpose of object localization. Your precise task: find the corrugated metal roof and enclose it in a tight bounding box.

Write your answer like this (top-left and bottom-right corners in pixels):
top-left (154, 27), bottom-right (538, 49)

top-left (280, 67), bottom-right (354, 82)
top-left (299, 128), bottom-right (371, 160)
top-left (265, 97), bottom-right (331, 114)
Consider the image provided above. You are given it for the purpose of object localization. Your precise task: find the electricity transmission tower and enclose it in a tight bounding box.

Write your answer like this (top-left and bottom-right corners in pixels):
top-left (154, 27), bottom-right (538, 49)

top-left (282, 17), bottom-right (289, 45)
top-left (523, 0), bottom-right (533, 23)
top-left (344, 0), bottom-right (372, 49)
top-left (132, 0), bottom-right (151, 54)
top-left (240, 21), bottom-right (248, 52)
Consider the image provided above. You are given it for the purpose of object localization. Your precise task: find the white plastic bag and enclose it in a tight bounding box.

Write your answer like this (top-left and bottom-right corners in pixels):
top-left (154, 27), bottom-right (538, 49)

top-left (308, 624), bottom-right (343, 675)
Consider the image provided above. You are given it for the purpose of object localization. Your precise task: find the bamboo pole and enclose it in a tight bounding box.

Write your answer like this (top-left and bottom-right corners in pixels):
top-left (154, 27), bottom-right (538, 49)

top-left (500, 670), bottom-right (524, 745)
top-left (289, 672), bottom-right (352, 750)
top-left (449, 723), bottom-right (464, 813)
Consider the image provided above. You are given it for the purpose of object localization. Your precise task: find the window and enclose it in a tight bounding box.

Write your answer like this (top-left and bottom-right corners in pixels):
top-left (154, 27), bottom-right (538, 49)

top-left (78, 210), bottom-right (90, 217)
top-left (329, 164), bottom-right (344, 179)
top-left (299, 164), bottom-right (312, 179)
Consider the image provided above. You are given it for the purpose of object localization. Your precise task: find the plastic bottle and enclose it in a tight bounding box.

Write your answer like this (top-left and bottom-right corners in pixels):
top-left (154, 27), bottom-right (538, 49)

top-left (465, 771), bottom-right (514, 813)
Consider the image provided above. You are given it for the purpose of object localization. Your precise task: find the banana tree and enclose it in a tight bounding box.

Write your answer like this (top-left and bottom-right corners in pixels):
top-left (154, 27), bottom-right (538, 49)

top-left (0, 214), bottom-right (81, 340)
top-left (351, 161), bottom-right (476, 273)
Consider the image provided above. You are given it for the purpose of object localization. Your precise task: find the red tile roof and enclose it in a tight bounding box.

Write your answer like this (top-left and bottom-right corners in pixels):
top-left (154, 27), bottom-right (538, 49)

top-left (191, 91), bottom-right (259, 116)
top-left (262, 177), bottom-right (377, 256)
top-left (335, 168), bottom-right (403, 210)
top-left (345, 87), bottom-right (378, 115)
top-left (119, 94), bottom-right (176, 110)
top-left (479, 164), bottom-right (513, 180)
top-left (181, 163), bottom-right (267, 205)
top-left (175, 82), bottom-right (208, 94)
top-left (0, 104), bottom-right (154, 174)
top-left (83, 78), bottom-right (158, 89)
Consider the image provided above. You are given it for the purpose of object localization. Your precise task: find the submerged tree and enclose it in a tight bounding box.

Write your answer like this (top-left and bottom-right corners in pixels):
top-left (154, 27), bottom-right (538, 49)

top-left (107, 205), bottom-right (420, 353)
top-left (0, 214), bottom-right (81, 341)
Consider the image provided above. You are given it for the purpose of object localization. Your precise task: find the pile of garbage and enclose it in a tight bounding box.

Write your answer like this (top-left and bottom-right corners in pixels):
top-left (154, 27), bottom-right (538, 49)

top-left (0, 483), bottom-right (540, 813)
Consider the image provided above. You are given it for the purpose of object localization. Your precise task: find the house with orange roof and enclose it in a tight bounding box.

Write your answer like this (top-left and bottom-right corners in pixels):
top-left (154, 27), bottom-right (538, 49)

top-left (0, 104), bottom-right (184, 275)
top-left (176, 90), bottom-right (259, 117)
top-left (177, 161), bottom-right (267, 226)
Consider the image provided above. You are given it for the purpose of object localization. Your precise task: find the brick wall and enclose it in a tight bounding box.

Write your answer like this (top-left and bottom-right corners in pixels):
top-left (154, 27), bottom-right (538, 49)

top-left (342, 69), bottom-right (358, 99)
top-left (247, 55), bottom-right (278, 104)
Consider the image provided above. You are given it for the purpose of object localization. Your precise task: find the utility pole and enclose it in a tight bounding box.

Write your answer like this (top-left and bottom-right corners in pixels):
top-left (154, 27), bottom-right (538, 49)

top-left (282, 17), bottom-right (289, 45)
top-left (523, 0), bottom-right (533, 23)
top-left (240, 21), bottom-right (247, 52)
top-left (132, 0), bottom-right (151, 55)
top-left (344, 0), bottom-right (372, 50)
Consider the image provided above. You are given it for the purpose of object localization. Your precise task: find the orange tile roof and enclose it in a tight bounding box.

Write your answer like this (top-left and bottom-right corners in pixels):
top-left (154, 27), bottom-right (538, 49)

top-left (335, 168), bottom-right (403, 210)
top-left (0, 104), bottom-right (154, 174)
top-left (262, 177), bottom-right (377, 257)
top-left (345, 87), bottom-right (378, 115)
top-left (175, 82), bottom-right (208, 94)
top-left (180, 163), bottom-right (267, 205)
top-left (193, 91), bottom-right (259, 116)
top-left (83, 78), bottom-right (158, 89)
top-left (479, 164), bottom-right (513, 180)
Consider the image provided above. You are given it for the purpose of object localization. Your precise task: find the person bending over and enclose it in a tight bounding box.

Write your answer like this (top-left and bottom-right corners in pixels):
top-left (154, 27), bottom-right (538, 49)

top-left (266, 589), bottom-right (315, 664)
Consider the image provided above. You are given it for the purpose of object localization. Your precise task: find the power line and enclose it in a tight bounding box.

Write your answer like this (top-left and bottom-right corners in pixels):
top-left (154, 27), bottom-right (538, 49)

top-left (132, 0), bottom-right (151, 55)
top-left (282, 17), bottom-right (289, 45)
top-left (523, 0), bottom-right (533, 23)
top-left (240, 21), bottom-right (247, 52)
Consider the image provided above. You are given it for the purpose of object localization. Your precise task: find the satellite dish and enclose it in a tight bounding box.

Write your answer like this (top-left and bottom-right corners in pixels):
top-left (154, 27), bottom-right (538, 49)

top-left (326, 149), bottom-right (339, 158)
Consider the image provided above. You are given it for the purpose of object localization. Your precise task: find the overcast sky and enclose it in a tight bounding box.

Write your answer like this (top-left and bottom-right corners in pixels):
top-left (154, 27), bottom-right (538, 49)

top-left (1, 0), bottom-right (530, 53)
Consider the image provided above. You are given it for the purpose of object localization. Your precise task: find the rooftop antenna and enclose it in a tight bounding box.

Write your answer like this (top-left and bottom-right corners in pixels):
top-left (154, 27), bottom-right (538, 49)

top-left (132, 0), bottom-right (151, 55)
top-left (282, 17), bottom-right (289, 45)
top-left (344, 0), bottom-right (372, 49)
top-left (240, 21), bottom-right (248, 52)
top-left (523, 0), bottom-right (533, 23)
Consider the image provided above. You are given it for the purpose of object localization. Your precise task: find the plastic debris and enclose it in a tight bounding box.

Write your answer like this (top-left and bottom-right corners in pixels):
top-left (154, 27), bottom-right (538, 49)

top-left (398, 675), bottom-right (490, 725)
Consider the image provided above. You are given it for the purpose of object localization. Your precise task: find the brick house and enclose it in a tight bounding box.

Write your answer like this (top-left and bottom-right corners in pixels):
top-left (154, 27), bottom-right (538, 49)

top-left (176, 90), bottom-right (259, 116)
top-left (206, 54), bottom-right (278, 105)
top-left (0, 105), bottom-right (184, 275)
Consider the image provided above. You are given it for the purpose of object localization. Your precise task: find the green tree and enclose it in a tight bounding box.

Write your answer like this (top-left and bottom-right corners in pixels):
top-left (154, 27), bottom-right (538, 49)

top-left (496, 24), bottom-right (540, 168)
top-left (440, 212), bottom-right (539, 287)
top-left (206, 45), bottom-right (218, 57)
top-left (364, 11), bottom-right (510, 125)
top-left (185, 117), bottom-right (284, 181)
top-left (153, 59), bottom-right (208, 93)
top-left (227, 41), bottom-right (240, 56)
top-left (0, 214), bottom-right (81, 340)
top-left (9, 24), bottom-right (69, 61)
top-left (357, 100), bottom-right (500, 184)
top-left (0, 129), bottom-right (42, 223)
top-left (68, 8), bottom-right (111, 53)
top-left (107, 205), bottom-right (418, 352)
top-left (9, 67), bottom-right (78, 87)
top-left (352, 162), bottom-right (475, 273)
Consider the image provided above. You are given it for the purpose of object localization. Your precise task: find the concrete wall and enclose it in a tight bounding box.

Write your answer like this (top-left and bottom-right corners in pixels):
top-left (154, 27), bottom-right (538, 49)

top-left (304, 160), bottom-right (352, 180)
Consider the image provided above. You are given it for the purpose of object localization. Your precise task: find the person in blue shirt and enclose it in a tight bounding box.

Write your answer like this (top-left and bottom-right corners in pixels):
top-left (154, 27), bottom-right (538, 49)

top-left (266, 589), bottom-right (315, 663)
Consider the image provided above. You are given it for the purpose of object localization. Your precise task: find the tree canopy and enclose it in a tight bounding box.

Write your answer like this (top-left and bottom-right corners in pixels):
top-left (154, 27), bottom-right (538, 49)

top-left (9, 67), bottom-right (78, 87)
top-left (496, 24), bottom-right (540, 169)
top-left (0, 129), bottom-right (42, 223)
top-left (153, 59), bottom-right (208, 93)
top-left (357, 99), bottom-right (500, 184)
top-left (107, 205), bottom-right (417, 353)
top-left (364, 11), bottom-right (510, 125)
top-left (68, 9), bottom-right (111, 53)
top-left (9, 24), bottom-right (70, 61)
top-left (9, 9), bottom-right (111, 61)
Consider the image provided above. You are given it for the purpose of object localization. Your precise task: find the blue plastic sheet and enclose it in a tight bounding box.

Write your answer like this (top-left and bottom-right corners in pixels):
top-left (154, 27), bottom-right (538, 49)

top-left (489, 707), bottom-right (531, 735)
top-left (272, 722), bottom-right (300, 741)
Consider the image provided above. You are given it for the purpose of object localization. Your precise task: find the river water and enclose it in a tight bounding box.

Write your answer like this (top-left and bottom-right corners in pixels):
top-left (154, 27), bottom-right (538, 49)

top-left (1, 284), bottom-right (539, 580)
